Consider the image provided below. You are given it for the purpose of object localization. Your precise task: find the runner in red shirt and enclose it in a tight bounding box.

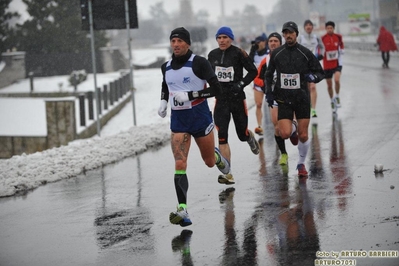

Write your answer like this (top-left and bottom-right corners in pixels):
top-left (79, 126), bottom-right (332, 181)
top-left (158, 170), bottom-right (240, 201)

top-left (321, 21), bottom-right (344, 113)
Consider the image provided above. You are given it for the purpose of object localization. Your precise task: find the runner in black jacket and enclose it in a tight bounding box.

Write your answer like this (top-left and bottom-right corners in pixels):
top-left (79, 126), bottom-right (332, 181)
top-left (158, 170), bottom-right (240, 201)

top-left (208, 26), bottom-right (259, 185)
top-left (265, 21), bottom-right (325, 179)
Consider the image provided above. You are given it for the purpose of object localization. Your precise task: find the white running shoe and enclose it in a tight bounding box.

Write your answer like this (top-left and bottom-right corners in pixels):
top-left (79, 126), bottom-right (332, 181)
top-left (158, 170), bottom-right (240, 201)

top-left (169, 206), bottom-right (192, 227)
top-left (331, 100), bottom-right (337, 113)
top-left (218, 173), bottom-right (235, 185)
top-left (335, 96), bottom-right (341, 108)
top-left (247, 130), bottom-right (260, 155)
top-left (215, 147), bottom-right (230, 174)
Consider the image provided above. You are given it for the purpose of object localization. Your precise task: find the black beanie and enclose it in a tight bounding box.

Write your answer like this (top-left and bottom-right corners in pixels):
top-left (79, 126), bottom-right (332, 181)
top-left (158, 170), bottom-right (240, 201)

top-left (170, 27), bottom-right (191, 45)
top-left (268, 32), bottom-right (282, 44)
top-left (304, 19), bottom-right (313, 27)
top-left (325, 21), bottom-right (335, 28)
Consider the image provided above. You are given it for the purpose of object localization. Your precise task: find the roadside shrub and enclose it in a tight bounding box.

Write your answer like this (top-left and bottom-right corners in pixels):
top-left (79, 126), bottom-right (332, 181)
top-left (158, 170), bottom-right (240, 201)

top-left (69, 70), bottom-right (87, 87)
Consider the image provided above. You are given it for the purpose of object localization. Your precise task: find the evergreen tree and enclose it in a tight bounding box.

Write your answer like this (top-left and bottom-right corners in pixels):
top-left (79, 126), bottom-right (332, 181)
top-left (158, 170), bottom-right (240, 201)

top-left (11, 0), bottom-right (108, 54)
top-left (0, 0), bottom-right (20, 56)
top-left (6, 0), bottom-right (110, 76)
top-left (241, 5), bottom-right (264, 35)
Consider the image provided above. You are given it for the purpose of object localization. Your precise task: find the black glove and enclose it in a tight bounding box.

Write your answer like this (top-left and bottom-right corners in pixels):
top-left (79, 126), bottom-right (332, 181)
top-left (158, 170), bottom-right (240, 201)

top-left (317, 54), bottom-right (324, 60)
top-left (231, 81), bottom-right (244, 93)
top-left (305, 73), bottom-right (317, 83)
top-left (265, 90), bottom-right (274, 108)
top-left (250, 42), bottom-right (259, 51)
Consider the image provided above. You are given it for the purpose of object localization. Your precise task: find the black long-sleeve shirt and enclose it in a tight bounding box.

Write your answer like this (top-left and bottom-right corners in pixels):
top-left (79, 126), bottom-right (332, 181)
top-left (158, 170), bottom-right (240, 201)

top-left (208, 45), bottom-right (257, 100)
top-left (265, 42), bottom-right (325, 101)
top-left (265, 43), bottom-right (325, 97)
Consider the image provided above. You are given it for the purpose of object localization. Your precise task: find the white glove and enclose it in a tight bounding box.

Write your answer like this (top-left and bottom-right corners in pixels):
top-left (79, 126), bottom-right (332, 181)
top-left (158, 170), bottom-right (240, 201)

top-left (158, 99), bottom-right (168, 118)
top-left (174, 91), bottom-right (189, 103)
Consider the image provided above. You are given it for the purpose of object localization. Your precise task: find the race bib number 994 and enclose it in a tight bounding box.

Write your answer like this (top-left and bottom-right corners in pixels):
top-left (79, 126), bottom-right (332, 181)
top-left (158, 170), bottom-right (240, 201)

top-left (215, 66), bottom-right (234, 82)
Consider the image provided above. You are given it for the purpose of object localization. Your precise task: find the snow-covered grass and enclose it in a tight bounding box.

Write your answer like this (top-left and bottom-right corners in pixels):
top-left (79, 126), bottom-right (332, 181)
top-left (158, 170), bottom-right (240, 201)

top-left (0, 47), bottom-right (172, 197)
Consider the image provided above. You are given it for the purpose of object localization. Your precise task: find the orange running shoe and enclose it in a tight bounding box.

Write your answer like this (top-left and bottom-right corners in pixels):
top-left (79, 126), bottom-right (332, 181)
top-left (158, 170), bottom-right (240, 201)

top-left (254, 126), bottom-right (263, 136)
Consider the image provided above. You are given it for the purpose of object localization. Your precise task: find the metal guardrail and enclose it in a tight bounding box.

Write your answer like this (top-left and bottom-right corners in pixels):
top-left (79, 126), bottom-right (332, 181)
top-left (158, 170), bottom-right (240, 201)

top-left (77, 73), bottom-right (130, 127)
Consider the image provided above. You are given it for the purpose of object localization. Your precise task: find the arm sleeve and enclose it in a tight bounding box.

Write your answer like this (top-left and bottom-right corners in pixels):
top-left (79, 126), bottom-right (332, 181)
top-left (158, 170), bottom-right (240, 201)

top-left (254, 57), bottom-right (267, 89)
top-left (338, 34), bottom-right (344, 50)
top-left (239, 48), bottom-right (258, 86)
top-left (189, 56), bottom-right (222, 99)
top-left (265, 52), bottom-right (276, 93)
top-left (317, 36), bottom-right (325, 56)
top-left (308, 51), bottom-right (325, 83)
top-left (248, 45), bottom-right (257, 62)
top-left (160, 63), bottom-right (169, 101)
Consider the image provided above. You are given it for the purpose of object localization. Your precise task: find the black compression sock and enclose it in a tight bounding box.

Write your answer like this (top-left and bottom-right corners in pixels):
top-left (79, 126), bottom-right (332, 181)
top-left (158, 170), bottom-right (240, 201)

top-left (174, 173), bottom-right (189, 205)
top-left (275, 135), bottom-right (287, 154)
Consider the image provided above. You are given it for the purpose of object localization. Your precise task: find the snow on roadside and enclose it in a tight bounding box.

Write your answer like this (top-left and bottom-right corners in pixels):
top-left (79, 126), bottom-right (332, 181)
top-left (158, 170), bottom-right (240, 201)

top-left (0, 123), bottom-right (170, 197)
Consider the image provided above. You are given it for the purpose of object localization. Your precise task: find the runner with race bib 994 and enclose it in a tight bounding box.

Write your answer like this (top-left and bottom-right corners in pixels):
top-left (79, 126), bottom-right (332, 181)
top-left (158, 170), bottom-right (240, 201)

top-left (208, 26), bottom-right (259, 185)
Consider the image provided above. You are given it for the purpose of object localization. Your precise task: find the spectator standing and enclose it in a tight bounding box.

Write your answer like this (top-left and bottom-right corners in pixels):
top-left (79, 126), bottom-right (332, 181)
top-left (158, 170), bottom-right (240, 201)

top-left (376, 26), bottom-right (398, 69)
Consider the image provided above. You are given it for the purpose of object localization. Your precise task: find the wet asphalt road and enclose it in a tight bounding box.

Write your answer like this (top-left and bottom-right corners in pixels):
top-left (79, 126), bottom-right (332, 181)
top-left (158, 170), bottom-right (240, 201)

top-left (1, 51), bottom-right (399, 266)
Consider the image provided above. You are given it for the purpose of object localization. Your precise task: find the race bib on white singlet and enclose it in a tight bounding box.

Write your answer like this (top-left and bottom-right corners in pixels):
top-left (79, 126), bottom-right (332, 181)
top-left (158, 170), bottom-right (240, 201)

top-left (215, 66), bottom-right (234, 82)
top-left (170, 92), bottom-right (192, 110)
top-left (326, 50), bottom-right (339, 61)
top-left (280, 73), bottom-right (300, 89)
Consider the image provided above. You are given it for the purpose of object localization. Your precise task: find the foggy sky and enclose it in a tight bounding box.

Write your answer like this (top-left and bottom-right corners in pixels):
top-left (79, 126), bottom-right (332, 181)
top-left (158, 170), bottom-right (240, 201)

top-left (8, 0), bottom-right (280, 23)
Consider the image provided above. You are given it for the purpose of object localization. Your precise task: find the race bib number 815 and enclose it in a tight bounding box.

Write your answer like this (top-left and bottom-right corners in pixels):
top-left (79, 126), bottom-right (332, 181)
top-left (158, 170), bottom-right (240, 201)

top-left (280, 73), bottom-right (300, 89)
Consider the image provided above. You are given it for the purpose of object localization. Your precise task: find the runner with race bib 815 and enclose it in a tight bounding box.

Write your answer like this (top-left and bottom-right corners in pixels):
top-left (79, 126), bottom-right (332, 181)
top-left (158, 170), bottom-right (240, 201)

top-left (265, 21), bottom-right (325, 180)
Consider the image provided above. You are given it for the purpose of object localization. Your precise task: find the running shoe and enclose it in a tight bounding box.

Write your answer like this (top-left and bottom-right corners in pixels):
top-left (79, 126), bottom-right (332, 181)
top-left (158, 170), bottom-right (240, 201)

top-left (335, 96), bottom-right (341, 108)
top-left (215, 147), bottom-right (230, 174)
top-left (171, 229), bottom-right (193, 255)
top-left (170, 206), bottom-right (192, 227)
top-left (247, 130), bottom-right (260, 155)
top-left (289, 120), bottom-right (299, 146)
top-left (279, 153), bottom-right (288, 165)
top-left (218, 173), bottom-right (235, 185)
top-left (311, 108), bottom-right (317, 118)
top-left (254, 126), bottom-right (264, 136)
top-left (297, 164), bottom-right (308, 177)
top-left (331, 100), bottom-right (337, 113)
